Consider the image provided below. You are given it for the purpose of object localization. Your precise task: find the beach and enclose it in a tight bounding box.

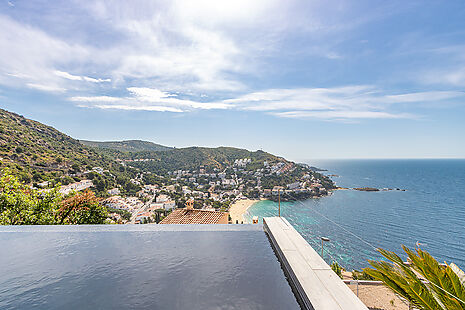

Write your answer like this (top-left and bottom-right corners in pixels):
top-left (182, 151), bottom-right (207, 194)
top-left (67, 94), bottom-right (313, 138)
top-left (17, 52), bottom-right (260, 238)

top-left (229, 199), bottom-right (260, 224)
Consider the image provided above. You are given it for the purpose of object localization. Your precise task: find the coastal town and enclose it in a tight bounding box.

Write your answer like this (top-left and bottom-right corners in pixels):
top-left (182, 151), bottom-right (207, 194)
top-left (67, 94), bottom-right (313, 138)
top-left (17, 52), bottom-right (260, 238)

top-left (56, 158), bottom-right (335, 224)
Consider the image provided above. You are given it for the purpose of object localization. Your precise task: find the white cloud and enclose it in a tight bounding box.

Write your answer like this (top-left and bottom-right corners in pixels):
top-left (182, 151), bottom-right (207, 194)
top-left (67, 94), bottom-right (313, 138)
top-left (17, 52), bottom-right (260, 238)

top-left (70, 85), bottom-right (463, 120)
top-left (127, 87), bottom-right (231, 109)
top-left (2, 0), bottom-right (464, 124)
top-left (77, 103), bottom-right (183, 113)
top-left (421, 67), bottom-right (465, 87)
top-left (54, 71), bottom-right (110, 83)
top-left (70, 96), bottom-right (120, 103)
top-left (272, 111), bottom-right (413, 119)
top-left (26, 83), bottom-right (66, 92)
top-left (223, 87), bottom-right (463, 120)
top-left (70, 87), bottom-right (232, 112)
top-left (383, 91), bottom-right (464, 103)
top-left (0, 15), bottom-right (91, 92)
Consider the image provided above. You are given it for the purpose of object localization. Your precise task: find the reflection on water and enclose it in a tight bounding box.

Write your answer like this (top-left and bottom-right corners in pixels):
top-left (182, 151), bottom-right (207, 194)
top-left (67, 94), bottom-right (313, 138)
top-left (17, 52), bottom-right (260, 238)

top-left (0, 226), bottom-right (300, 310)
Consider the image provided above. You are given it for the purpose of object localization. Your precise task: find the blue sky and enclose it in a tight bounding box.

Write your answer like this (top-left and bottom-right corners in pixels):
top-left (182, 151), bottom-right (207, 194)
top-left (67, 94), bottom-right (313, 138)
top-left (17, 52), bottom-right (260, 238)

top-left (1, 0), bottom-right (465, 160)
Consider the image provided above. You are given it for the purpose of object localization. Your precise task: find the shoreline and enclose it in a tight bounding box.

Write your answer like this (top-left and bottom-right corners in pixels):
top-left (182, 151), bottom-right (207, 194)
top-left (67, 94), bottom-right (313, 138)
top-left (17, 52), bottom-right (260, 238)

top-left (229, 198), bottom-right (262, 224)
top-left (230, 192), bottom-right (334, 223)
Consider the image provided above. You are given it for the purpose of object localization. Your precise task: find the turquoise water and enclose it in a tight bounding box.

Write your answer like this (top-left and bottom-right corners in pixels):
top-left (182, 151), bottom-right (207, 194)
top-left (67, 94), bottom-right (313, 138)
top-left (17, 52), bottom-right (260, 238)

top-left (245, 159), bottom-right (465, 270)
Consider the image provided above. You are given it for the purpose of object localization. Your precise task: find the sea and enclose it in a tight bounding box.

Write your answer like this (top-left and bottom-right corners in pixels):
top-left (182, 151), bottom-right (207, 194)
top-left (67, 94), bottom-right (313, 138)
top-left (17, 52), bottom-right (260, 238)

top-left (245, 159), bottom-right (465, 271)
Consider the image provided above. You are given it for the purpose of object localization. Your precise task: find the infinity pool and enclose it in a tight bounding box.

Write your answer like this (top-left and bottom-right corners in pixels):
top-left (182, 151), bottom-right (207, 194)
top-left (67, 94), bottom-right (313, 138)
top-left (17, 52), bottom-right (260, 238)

top-left (0, 225), bottom-right (300, 310)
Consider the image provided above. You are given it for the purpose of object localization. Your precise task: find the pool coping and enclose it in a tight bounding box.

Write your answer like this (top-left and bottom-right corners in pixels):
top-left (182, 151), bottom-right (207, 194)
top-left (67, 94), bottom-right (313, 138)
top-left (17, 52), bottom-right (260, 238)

top-left (0, 223), bottom-right (263, 232)
top-left (263, 217), bottom-right (368, 310)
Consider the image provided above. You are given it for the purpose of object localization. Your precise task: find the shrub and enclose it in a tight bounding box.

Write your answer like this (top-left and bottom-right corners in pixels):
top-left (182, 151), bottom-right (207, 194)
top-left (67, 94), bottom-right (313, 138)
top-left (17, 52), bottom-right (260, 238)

top-left (331, 262), bottom-right (343, 279)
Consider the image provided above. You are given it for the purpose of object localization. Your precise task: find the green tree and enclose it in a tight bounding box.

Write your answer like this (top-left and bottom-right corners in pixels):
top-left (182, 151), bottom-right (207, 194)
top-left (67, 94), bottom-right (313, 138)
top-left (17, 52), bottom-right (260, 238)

top-left (331, 262), bottom-right (343, 279)
top-left (0, 169), bottom-right (108, 225)
top-left (0, 169), bottom-right (61, 225)
top-left (365, 246), bottom-right (465, 310)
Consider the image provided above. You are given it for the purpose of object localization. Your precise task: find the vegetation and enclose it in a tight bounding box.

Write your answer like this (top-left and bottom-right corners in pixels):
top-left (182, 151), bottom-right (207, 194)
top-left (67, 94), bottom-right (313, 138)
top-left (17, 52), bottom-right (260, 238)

top-left (0, 169), bottom-right (107, 225)
top-left (331, 261), bottom-right (343, 279)
top-left (0, 109), bottom-right (105, 181)
top-left (80, 139), bottom-right (172, 152)
top-left (111, 147), bottom-right (283, 175)
top-left (107, 207), bottom-right (132, 221)
top-left (1, 107), bottom-right (335, 225)
top-left (261, 165), bottom-right (334, 190)
top-left (352, 269), bottom-right (374, 280)
top-left (1, 108), bottom-right (330, 191)
top-left (58, 190), bottom-right (107, 224)
top-left (0, 108), bottom-right (139, 190)
top-left (365, 246), bottom-right (465, 310)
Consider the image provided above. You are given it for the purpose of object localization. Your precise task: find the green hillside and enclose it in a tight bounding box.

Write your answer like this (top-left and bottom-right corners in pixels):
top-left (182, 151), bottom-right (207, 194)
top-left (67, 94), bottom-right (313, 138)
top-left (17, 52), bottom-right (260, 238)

top-left (82, 140), bottom-right (286, 175)
top-left (0, 109), bottom-right (137, 191)
top-left (0, 109), bottom-right (105, 180)
top-left (124, 146), bottom-right (284, 175)
top-left (80, 139), bottom-right (172, 152)
top-left (0, 107), bottom-right (303, 189)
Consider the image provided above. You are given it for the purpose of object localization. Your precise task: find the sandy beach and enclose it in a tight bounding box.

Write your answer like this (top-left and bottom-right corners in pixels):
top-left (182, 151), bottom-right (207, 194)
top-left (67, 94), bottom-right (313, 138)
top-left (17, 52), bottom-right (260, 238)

top-left (229, 199), bottom-right (260, 224)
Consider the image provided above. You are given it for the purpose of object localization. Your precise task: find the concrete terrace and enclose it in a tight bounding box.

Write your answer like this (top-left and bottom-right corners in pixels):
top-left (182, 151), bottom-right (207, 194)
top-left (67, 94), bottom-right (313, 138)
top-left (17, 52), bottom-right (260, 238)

top-left (264, 217), bottom-right (368, 310)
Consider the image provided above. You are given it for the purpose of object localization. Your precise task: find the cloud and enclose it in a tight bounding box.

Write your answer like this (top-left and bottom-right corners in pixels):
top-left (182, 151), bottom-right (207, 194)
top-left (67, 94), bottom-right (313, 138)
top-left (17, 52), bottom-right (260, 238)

top-left (70, 87), bottom-right (232, 112)
top-left (76, 103), bottom-right (183, 113)
top-left (412, 44), bottom-right (465, 87)
top-left (222, 87), bottom-right (463, 119)
top-left (383, 91), bottom-right (464, 103)
top-left (71, 85), bottom-right (463, 120)
top-left (2, 0), bottom-right (464, 124)
top-left (1, 0), bottom-right (369, 95)
top-left (0, 15), bottom-right (94, 92)
top-left (54, 71), bottom-right (110, 83)
top-left (26, 83), bottom-right (66, 92)
top-left (70, 96), bottom-right (120, 102)
top-left (272, 111), bottom-right (413, 119)
top-left (421, 67), bottom-right (465, 87)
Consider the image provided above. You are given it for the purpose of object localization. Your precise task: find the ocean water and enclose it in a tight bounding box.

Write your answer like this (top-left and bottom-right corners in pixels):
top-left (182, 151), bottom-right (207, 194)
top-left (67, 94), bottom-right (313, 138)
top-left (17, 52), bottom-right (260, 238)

top-left (245, 159), bottom-right (465, 271)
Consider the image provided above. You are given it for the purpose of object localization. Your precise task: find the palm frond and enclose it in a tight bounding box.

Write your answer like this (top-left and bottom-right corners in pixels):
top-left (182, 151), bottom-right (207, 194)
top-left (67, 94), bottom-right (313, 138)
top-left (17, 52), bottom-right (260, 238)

top-left (365, 246), bottom-right (465, 310)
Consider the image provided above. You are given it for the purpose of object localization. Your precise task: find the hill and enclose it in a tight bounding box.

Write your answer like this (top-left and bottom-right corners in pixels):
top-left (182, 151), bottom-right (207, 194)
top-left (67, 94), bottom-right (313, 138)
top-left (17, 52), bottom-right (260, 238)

top-left (0, 109), bottom-right (137, 192)
top-left (0, 109), bottom-right (106, 180)
top-left (80, 139), bottom-right (172, 152)
top-left (0, 108), bottom-right (283, 180)
top-left (0, 108), bottom-right (333, 198)
top-left (122, 146), bottom-right (284, 175)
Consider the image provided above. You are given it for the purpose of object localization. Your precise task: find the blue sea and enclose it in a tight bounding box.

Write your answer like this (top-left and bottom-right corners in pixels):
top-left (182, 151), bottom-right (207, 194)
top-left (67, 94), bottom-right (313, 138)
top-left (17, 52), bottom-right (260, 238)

top-left (245, 159), bottom-right (465, 271)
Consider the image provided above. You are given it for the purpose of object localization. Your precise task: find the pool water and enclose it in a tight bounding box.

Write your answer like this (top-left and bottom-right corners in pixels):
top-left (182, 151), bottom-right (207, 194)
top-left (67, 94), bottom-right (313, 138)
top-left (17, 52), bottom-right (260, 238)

top-left (0, 225), bottom-right (300, 310)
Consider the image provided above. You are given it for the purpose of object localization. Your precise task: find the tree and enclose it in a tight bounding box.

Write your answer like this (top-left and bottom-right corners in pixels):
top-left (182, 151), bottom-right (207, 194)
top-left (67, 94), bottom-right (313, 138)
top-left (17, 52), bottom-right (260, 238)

top-left (71, 163), bottom-right (80, 172)
top-left (331, 262), bottom-right (343, 279)
top-left (0, 169), bottom-right (61, 225)
top-left (364, 246), bottom-right (465, 310)
top-left (0, 169), bottom-right (108, 225)
top-left (57, 191), bottom-right (107, 224)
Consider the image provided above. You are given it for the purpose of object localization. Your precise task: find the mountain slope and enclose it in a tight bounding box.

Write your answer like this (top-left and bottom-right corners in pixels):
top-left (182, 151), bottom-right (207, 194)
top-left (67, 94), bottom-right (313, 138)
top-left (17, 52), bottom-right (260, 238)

top-left (80, 140), bottom-right (172, 152)
top-left (0, 108), bottom-right (306, 186)
top-left (124, 146), bottom-right (284, 174)
top-left (0, 109), bottom-right (116, 183)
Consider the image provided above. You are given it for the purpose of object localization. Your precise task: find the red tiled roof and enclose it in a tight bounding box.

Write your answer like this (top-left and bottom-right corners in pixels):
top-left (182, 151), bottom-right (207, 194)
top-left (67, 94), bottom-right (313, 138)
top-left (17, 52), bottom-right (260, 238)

top-left (159, 208), bottom-right (228, 224)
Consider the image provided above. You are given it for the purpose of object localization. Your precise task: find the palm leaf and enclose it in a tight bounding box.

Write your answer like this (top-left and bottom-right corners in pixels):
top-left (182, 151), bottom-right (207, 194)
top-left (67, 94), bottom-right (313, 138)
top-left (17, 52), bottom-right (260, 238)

top-left (365, 246), bottom-right (465, 310)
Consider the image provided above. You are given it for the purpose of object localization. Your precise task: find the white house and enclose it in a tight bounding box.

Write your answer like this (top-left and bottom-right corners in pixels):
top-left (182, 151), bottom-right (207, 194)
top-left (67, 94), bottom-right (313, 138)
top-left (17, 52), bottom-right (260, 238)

top-left (156, 194), bottom-right (170, 203)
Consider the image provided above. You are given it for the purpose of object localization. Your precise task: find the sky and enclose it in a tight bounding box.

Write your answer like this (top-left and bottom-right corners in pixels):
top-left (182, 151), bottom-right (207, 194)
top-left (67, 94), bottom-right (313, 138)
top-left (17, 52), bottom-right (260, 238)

top-left (1, 0), bottom-right (465, 161)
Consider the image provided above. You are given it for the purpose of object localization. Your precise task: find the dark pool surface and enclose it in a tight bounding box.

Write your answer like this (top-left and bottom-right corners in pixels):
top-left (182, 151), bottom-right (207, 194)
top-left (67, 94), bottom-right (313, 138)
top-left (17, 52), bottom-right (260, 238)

top-left (0, 225), bottom-right (300, 310)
